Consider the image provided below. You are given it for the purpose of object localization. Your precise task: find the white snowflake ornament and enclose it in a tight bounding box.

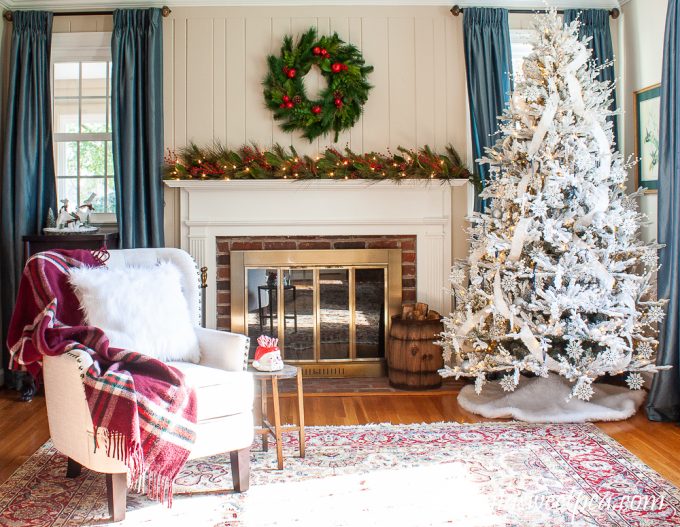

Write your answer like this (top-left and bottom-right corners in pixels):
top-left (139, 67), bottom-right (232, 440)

top-left (566, 340), bottom-right (584, 360)
top-left (500, 374), bottom-right (517, 392)
top-left (641, 250), bottom-right (658, 268)
top-left (636, 341), bottom-right (654, 360)
top-left (572, 378), bottom-right (595, 402)
top-left (647, 306), bottom-right (666, 324)
top-left (626, 373), bottom-right (644, 390)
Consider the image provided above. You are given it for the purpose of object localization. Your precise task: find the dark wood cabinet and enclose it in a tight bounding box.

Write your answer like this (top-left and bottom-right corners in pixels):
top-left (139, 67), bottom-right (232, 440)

top-left (22, 227), bottom-right (119, 263)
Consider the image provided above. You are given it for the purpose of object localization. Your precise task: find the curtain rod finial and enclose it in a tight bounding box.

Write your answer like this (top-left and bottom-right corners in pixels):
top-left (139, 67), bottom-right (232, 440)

top-left (610, 8), bottom-right (620, 19)
top-left (3, 10), bottom-right (12, 22)
top-left (450, 5), bottom-right (462, 16)
top-left (161, 5), bottom-right (172, 17)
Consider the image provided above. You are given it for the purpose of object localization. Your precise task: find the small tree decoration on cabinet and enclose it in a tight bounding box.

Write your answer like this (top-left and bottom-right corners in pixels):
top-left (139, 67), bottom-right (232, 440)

top-left (438, 11), bottom-right (668, 407)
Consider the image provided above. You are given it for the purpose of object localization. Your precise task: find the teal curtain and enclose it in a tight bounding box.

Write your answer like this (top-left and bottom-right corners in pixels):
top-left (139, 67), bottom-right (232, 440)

top-left (111, 8), bottom-right (164, 248)
top-left (0, 11), bottom-right (56, 374)
top-left (647, 0), bottom-right (680, 422)
top-left (463, 8), bottom-right (513, 211)
top-left (563, 9), bottom-right (618, 146)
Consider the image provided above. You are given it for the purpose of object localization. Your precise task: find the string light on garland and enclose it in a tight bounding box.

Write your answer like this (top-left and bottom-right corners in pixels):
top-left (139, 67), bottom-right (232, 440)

top-left (163, 142), bottom-right (474, 184)
top-left (263, 27), bottom-right (373, 142)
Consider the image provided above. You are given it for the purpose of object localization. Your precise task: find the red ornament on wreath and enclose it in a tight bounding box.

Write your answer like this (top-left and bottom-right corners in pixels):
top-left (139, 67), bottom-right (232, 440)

top-left (264, 27), bottom-right (374, 141)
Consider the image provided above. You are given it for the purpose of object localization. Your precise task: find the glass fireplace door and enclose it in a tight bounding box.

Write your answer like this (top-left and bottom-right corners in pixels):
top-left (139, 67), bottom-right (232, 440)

top-left (245, 265), bottom-right (387, 362)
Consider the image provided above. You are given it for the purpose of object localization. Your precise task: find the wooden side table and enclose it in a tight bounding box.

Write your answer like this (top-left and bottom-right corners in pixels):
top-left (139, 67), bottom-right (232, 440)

top-left (23, 227), bottom-right (119, 263)
top-left (250, 364), bottom-right (305, 470)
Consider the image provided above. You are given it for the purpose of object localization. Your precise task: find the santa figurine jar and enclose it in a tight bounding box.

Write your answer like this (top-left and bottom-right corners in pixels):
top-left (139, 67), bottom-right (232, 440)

top-left (252, 335), bottom-right (284, 372)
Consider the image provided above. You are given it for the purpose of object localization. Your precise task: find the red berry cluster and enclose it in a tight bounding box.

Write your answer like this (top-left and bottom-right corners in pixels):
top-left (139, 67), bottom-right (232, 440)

top-left (312, 46), bottom-right (330, 58)
top-left (279, 94), bottom-right (295, 109)
top-left (282, 66), bottom-right (297, 79)
top-left (331, 62), bottom-right (348, 73)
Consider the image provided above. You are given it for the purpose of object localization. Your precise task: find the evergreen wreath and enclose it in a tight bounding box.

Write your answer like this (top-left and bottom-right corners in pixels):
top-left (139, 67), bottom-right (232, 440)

top-left (263, 28), bottom-right (373, 142)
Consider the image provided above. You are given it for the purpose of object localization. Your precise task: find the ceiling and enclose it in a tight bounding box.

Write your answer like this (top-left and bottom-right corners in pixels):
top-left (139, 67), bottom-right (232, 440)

top-left (0, 0), bottom-right (626, 11)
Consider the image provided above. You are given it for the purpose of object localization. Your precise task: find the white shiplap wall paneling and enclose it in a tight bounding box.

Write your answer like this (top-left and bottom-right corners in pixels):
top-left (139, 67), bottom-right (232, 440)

top-left (162, 7), bottom-right (467, 159)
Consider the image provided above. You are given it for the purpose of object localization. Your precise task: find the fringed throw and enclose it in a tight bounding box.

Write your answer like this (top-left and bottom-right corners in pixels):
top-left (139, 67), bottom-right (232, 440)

top-left (7, 249), bottom-right (197, 505)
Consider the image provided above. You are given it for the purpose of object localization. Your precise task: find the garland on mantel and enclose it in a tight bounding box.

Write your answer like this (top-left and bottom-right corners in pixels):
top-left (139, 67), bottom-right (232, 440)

top-left (163, 143), bottom-right (474, 184)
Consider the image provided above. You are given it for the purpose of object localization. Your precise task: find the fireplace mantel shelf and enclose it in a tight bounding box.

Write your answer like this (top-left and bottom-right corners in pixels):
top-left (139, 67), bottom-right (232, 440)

top-left (164, 177), bottom-right (473, 328)
top-left (164, 179), bottom-right (470, 190)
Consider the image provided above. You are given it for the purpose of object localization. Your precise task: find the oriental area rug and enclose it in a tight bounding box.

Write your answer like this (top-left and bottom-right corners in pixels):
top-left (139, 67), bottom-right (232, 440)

top-left (1, 423), bottom-right (679, 526)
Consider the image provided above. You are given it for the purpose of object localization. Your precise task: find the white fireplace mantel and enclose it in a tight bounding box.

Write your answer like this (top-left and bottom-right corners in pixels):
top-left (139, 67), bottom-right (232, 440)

top-left (164, 179), bottom-right (473, 328)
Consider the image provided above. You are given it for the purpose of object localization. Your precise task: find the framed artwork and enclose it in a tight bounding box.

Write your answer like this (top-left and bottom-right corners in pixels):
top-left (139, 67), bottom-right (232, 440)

top-left (634, 83), bottom-right (661, 192)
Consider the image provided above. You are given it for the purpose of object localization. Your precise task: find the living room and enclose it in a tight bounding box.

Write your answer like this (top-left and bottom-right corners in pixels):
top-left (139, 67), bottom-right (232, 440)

top-left (1, 0), bottom-right (679, 525)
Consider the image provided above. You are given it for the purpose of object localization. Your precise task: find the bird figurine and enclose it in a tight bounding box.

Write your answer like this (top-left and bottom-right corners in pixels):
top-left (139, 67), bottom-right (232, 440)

top-left (77, 193), bottom-right (96, 225)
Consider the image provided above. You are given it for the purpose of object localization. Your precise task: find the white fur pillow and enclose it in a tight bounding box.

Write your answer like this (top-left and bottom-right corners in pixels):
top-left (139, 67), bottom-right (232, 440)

top-left (68, 262), bottom-right (200, 363)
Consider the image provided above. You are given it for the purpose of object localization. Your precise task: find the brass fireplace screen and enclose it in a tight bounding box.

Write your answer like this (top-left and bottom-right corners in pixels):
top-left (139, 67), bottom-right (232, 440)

top-left (231, 249), bottom-right (402, 376)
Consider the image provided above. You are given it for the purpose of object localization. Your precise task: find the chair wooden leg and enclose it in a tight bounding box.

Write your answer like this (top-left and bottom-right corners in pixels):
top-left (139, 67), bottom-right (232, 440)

top-left (66, 458), bottom-right (82, 478)
top-left (230, 448), bottom-right (250, 492)
top-left (106, 473), bottom-right (127, 522)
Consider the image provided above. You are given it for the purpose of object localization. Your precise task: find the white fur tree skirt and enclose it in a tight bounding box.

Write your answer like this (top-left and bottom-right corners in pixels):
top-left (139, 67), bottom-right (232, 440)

top-left (458, 375), bottom-right (646, 423)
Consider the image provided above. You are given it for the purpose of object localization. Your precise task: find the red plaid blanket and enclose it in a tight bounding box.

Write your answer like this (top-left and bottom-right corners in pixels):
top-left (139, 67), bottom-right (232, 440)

top-left (7, 249), bottom-right (197, 505)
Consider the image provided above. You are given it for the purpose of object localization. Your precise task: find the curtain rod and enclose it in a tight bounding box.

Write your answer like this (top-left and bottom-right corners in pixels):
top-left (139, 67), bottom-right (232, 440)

top-left (450, 5), bottom-right (620, 19)
top-left (3, 5), bottom-right (171, 22)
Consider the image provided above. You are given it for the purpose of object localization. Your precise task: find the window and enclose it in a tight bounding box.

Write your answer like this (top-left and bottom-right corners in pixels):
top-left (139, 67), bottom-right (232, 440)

top-left (510, 29), bottom-right (537, 81)
top-left (51, 33), bottom-right (115, 216)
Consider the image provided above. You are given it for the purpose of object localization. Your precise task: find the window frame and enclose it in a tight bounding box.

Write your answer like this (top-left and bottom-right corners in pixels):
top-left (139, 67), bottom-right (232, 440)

top-left (51, 32), bottom-right (116, 223)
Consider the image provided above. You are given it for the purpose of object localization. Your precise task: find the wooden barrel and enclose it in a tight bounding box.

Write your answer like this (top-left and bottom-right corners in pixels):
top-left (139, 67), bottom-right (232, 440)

top-left (387, 315), bottom-right (444, 390)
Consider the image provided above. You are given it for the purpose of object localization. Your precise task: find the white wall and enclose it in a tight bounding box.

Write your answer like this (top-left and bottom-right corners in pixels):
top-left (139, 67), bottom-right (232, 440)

top-left (161, 6), bottom-right (469, 247)
top-left (161, 6), bottom-right (467, 156)
top-left (620, 0), bottom-right (668, 242)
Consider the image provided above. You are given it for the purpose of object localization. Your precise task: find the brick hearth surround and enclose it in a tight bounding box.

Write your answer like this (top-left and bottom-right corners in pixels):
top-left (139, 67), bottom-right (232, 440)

top-left (215, 235), bottom-right (417, 332)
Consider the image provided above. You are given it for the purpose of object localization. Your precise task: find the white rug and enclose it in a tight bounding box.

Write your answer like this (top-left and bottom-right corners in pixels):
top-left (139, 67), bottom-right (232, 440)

top-left (458, 375), bottom-right (646, 423)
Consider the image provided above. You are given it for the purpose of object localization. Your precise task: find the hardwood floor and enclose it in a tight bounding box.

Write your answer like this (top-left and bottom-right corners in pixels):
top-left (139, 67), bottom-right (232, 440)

top-left (1, 387), bottom-right (680, 489)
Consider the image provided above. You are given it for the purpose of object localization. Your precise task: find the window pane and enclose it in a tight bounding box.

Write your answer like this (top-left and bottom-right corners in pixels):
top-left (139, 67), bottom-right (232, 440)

top-left (107, 97), bottom-right (112, 133)
top-left (79, 178), bottom-right (105, 212)
top-left (54, 99), bottom-right (79, 133)
top-left (79, 141), bottom-right (105, 176)
top-left (57, 178), bottom-right (78, 210)
top-left (106, 141), bottom-right (114, 175)
top-left (82, 62), bottom-right (107, 97)
top-left (106, 179), bottom-right (117, 214)
top-left (108, 62), bottom-right (112, 96)
top-left (54, 63), bottom-right (79, 97)
top-left (81, 98), bottom-right (107, 133)
top-left (54, 142), bottom-right (78, 176)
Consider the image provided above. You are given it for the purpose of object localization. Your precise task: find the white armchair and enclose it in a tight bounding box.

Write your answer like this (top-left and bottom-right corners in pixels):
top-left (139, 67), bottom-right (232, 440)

top-left (42, 248), bottom-right (254, 522)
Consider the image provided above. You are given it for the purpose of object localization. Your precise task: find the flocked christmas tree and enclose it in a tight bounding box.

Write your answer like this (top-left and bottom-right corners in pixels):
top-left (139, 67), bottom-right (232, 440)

top-left (439, 10), bottom-right (668, 402)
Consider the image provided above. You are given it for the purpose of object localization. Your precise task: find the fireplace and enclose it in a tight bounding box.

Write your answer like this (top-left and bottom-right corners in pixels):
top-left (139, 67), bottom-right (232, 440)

top-left (163, 179), bottom-right (473, 345)
top-left (229, 246), bottom-right (402, 377)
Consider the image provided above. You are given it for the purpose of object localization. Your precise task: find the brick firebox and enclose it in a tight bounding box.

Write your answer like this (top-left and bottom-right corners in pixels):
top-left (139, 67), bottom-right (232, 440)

top-left (215, 235), bottom-right (417, 332)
